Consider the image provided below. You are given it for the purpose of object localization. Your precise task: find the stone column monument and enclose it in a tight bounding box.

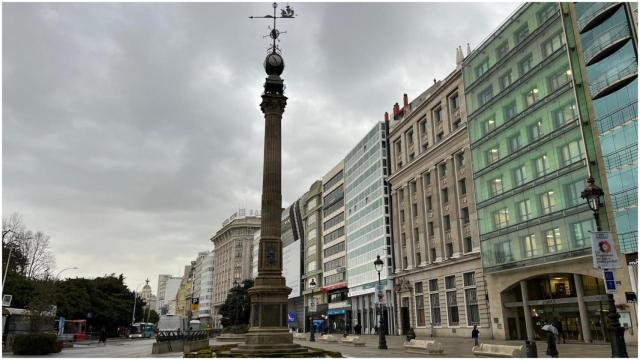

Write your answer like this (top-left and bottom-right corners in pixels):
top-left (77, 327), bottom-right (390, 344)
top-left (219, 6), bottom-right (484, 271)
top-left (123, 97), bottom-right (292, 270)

top-left (231, 3), bottom-right (306, 355)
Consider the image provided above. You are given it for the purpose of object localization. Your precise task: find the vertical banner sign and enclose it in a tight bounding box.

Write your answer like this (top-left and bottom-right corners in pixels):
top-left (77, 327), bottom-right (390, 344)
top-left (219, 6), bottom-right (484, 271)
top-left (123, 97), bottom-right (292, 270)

top-left (591, 231), bottom-right (620, 269)
top-left (604, 270), bottom-right (617, 294)
top-left (309, 298), bottom-right (317, 312)
top-left (191, 297), bottom-right (199, 312)
top-left (374, 284), bottom-right (387, 305)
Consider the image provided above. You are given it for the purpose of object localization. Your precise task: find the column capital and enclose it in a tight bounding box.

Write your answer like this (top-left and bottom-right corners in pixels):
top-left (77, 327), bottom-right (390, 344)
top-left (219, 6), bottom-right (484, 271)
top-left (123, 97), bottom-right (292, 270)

top-left (261, 94), bottom-right (288, 115)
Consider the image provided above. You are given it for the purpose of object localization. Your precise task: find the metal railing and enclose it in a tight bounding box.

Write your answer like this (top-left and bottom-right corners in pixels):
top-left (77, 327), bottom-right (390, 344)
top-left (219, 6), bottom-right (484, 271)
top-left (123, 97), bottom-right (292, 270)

top-left (604, 144), bottom-right (637, 171)
top-left (589, 59), bottom-right (638, 98)
top-left (156, 330), bottom-right (208, 342)
top-left (597, 100), bottom-right (637, 135)
top-left (577, 2), bottom-right (619, 32)
top-left (610, 187), bottom-right (638, 210)
top-left (583, 22), bottom-right (630, 65)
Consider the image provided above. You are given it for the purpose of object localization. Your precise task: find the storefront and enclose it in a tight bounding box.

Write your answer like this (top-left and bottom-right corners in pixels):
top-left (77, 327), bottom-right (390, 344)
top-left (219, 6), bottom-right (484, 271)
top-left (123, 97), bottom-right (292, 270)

top-left (501, 273), bottom-right (628, 343)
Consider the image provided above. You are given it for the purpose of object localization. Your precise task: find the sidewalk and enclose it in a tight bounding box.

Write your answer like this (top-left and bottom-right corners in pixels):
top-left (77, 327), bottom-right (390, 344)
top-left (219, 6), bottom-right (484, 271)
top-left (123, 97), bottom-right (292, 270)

top-left (288, 334), bottom-right (638, 358)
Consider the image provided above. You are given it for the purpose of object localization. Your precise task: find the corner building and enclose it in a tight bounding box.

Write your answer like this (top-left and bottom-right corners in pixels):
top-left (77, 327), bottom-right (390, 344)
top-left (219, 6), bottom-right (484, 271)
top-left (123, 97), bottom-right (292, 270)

top-left (463, 2), bottom-right (635, 343)
top-left (345, 122), bottom-right (396, 335)
top-left (388, 66), bottom-right (491, 338)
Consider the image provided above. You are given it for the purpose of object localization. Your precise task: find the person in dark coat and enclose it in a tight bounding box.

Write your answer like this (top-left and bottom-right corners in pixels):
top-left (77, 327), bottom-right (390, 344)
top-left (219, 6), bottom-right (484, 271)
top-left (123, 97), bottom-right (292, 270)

top-left (354, 323), bottom-right (362, 335)
top-left (99, 327), bottom-right (107, 345)
top-left (471, 325), bottom-right (480, 347)
top-left (552, 318), bottom-right (565, 344)
top-left (546, 329), bottom-right (559, 358)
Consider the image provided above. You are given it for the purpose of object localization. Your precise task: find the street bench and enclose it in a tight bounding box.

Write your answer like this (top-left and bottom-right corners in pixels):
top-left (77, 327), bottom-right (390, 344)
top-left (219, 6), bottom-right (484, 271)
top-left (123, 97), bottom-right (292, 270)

top-left (293, 333), bottom-right (306, 340)
top-left (472, 344), bottom-right (524, 357)
top-left (340, 336), bottom-right (365, 346)
top-left (403, 339), bottom-right (444, 354)
top-left (318, 334), bottom-right (338, 343)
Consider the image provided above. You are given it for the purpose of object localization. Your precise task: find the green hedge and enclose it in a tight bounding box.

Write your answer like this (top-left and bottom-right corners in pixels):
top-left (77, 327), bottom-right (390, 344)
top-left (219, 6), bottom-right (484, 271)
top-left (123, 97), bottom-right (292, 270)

top-left (12, 333), bottom-right (60, 355)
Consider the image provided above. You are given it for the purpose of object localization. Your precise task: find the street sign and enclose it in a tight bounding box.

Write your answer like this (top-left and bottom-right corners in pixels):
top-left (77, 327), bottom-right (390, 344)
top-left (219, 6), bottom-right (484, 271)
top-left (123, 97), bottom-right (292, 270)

top-left (309, 298), bottom-right (317, 312)
top-left (592, 231), bottom-right (620, 269)
top-left (603, 270), bottom-right (617, 294)
top-left (2, 295), bottom-right (12, 307)
top-left (625, 292), bottom-right (637, 304)
top-left (288, 312), bottom-right (295, 323)
top-left (374, 284), bottom-right (386, 305)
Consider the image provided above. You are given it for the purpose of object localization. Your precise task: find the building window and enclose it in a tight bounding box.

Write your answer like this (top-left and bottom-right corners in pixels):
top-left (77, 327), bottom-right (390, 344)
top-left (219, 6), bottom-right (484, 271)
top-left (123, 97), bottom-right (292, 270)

top-left (537, 3), bottom-right (556, 24)
top-left (403, 256), bottom-right (408, 269)
top-left (415, 282), bottom-right (426, 326)
top-left (407, 130), bottom-right (414, 145)
top-left (493, 208), bottom-right (509, 229)
top-left (524, 87), bottom-right (539, 107)
top-left (463, 272), bottom-right (480, 326)
top-left (402, 233), bottom-right (407, 247)
top-left (412, 203), bottom-right (418, 217)
top-left (428, 222), bottom-right (434, 236)
top-left (496, 41), bottom-right (510, 59)
top-left (489, 177), bottom-right (504, 196)
top-left (464, 237), bottom-right (473, 253)
top-left (446, 243), bottom-right (454, 258)
top-left (445, 276), bottom-right (459, 326)
top-left (515, 23), bottom-right (530, 44)
top-left (572, 220), bottom-right (594, 248)
top-left (540, 191), bottom-right (556, 214)
top-left (437, 131), bottom-right (444, 142)
top-left (430, 248), bottom-right (436, 261)
top-left (462, 207), bottom-right (470, 224)
top-left (483, 117), bottom-right (496, 135)
top-left (528, 119), bottom-right (544, 141)
top-left (307, 261), bottom-right (316, 272)
top-left (399, 188), bottom-right (405, 201)
top-left (425, 171), bottom-right (431, 185)
top-left (450, 93), bottom-right (460, 111)
top-left (487, 147), bottom-right (500, 164)
top-left (565, 180), bottom-right (583, 207)
top-left (434, 107), bottom-right (443, 123)
top-left (541, 32), bottom-right (564, 57)
top-left (504, 101), bottom-right (518, 121)
top-left (513, 165), bottom-right (527, 187)
top-left (442, 188), bottom-right (449, 204)
top-left (307, 245), bottom-right (316, 257)
top-left (439, 163), bottom-right (448, 178)
top-left (444, 215), bottom-right (451, 231)
top-left (409, 153), bottom-right (415, 162)
top-left (401, 210), bottom-right (406, 223)
top-left (499, 70), bottom-right (513, 91)
top-left (456, 152), bottom-right (465, 168)
top-left (518, 53), bottom-right (533, 76)
top-left (416, 251), bottom-right (422, 265)
top-left (552, 102), bottom-right (578, 128)
top-left (522, 234), bottom-right (539, 258)
top-left (545, 227), bottom-right (563, 253)
top-left (478, 85), bottom-right (493, 107)
top-left (420, 118), bottom-right (427, 134)
top-left (459, 178), bottom-right (467, 195)
top-left (429, 292), bottom-right (441, 326)
top-left (508, 133), bottom-right (521, 153)
top-left (475, 58), bottom-right (490, 78)
top-left (548, 68), bottom-right (571, 92)
top-left (561, 140), bottom-right (583, 166)
top-left (518, 199), bottom-right (532, 222)
top-left (427, 196), bottom-right (433, 211)
top-left (410, 180), bottom-right (417, 194)
top-left (495, 240), bottom-right (513, 263)
top-left (534, 155), bottom-right (550, 177)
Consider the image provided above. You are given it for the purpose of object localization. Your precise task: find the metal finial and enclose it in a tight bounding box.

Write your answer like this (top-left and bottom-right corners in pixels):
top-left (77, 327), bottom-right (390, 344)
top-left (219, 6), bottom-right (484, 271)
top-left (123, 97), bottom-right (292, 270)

top-left (249, 2), bottom-right (296, 54)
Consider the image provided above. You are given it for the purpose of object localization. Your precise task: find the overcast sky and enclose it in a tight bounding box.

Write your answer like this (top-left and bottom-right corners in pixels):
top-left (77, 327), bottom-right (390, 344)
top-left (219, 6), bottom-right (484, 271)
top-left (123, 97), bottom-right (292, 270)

top-left (3, 1), bottom-right (520, 292)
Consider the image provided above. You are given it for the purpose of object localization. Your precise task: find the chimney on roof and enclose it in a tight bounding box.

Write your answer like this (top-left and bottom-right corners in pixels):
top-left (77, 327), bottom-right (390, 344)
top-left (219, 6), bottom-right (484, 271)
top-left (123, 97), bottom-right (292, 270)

top-left (433, 78), bottom-right (437, 84)
top-left (393, 103), bottom-right (400, 116)
top-left (467, 43), bottom-right (472, 56)
top-left (403, 94), bottom-right (409, 108)
top-left (384, 112), bottom-right (389, 122)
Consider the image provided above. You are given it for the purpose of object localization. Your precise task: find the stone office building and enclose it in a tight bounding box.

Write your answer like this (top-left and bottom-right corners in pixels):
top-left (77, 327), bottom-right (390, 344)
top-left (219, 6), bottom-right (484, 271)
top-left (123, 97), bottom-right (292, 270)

top-left (462, 2), bottom-right (635, 342)
top-left (388, 60), bottom-right (491, 338)
top-left (210, 209), bottom-right (261, 328)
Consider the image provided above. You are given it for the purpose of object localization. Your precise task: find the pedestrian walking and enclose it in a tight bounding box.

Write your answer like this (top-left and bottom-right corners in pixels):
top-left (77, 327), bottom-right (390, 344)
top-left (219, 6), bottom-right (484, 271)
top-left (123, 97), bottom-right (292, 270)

top-left (471, 325), bottom-right (480, 347)
top-left (99, 327), bottom-right (107, 345)
top-left (543, 323), bottom-right (559, 358)
top-left (552, 318), bottom-right (565, 344)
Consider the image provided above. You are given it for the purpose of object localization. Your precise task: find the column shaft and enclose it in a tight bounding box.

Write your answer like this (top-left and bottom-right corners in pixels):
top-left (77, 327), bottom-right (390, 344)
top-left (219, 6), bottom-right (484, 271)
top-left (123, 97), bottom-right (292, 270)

top-left (520, 280), bottom-right (535, 341)
top-left (574, 274), bottom-right (592, 343)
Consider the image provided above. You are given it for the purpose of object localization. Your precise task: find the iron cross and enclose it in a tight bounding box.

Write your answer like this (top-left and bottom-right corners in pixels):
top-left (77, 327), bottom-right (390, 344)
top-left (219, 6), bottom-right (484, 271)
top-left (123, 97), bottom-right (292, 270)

top-left (249, 2), bottom-right (296, 53)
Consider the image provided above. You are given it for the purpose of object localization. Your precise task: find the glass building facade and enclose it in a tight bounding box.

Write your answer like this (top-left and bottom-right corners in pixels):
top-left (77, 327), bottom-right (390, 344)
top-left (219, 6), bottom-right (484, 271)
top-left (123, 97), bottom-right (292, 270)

top-left (574, 2), bottom-right (638, 255)
top-left (344, 121), bottom-right (395, 334)
top-left (463, 2), bottom-right (595, 273)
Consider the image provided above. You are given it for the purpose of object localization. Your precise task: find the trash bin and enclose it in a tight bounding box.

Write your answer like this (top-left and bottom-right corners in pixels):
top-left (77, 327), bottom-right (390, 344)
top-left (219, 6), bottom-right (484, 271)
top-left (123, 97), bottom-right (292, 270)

top-left (525, 340), bottom-right (538, 358)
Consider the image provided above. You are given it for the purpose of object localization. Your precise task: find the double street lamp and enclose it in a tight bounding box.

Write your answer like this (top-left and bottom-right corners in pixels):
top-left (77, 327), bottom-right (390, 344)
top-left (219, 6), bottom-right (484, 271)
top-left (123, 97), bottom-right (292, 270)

top-left (581, 176), bottom-right (628, 358)
top-left (374, 255), bottom-right (387, 350)
top-left (309, 278), bottom-right (316, 342)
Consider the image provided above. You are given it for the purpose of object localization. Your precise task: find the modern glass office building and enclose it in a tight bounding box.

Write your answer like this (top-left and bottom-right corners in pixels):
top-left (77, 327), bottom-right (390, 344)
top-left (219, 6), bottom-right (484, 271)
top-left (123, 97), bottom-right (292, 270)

top-left (463, 2), bottom-right (635, 342)
top-left (573, 2), bottom-right (637, 259)
top-left (344, 121), bottom-right (395, 335)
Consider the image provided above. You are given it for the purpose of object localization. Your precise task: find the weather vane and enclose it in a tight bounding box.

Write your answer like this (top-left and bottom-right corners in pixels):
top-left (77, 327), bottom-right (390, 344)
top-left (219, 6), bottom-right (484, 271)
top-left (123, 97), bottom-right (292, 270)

top-left (249, 2), bottom-right (296, 54)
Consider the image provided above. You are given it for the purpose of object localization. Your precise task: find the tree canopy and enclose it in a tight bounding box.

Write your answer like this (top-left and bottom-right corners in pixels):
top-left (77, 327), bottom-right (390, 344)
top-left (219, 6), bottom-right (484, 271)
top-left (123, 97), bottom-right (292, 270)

top-left (219, 279), bottom-right (253, 328)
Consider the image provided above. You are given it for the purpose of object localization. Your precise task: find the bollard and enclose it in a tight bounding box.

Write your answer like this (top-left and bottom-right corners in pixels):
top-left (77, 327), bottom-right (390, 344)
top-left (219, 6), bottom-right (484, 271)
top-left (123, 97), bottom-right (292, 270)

top-left (525, 340), bottom-right (538, 358)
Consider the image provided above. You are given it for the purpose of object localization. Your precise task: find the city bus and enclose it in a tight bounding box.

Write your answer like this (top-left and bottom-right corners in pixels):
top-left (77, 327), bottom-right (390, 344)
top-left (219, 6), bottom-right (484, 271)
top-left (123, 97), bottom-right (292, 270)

top-left (128, 322), bottom-right (154, 338)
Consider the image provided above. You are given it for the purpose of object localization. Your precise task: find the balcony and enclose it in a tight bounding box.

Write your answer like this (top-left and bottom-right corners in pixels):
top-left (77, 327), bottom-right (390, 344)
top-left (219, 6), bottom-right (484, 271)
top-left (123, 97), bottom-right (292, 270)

top-left (577, 2), bottom-right (622, 34)
top-left (589, 59), bottom-right (638, 99)
top-left (604, 144), bottom-right (637, 172)
top-left (584, 22), bottom-right (631, 66)
top-left (597, 100), bottom-right (637, 135)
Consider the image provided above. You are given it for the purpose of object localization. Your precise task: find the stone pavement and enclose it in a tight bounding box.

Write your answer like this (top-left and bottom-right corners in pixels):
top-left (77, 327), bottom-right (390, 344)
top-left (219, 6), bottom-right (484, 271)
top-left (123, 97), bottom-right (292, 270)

top-left (286, 334), bottom-right (639, 358)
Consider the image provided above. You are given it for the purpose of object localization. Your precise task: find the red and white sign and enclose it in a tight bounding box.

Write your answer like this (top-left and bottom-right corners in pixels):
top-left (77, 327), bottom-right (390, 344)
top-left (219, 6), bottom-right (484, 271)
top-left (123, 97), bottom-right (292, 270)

top-left (321, 282), bottom-right (347, 292)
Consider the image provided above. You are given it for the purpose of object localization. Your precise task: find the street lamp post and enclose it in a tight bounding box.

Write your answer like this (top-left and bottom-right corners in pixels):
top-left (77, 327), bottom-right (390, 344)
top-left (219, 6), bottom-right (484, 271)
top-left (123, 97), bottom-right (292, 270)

top-left (309, 278), bottom-right (316, 342)
top-left (581, 176), bottom-right (628, 358)
top-left (374, 255), bottom-right (387, 350)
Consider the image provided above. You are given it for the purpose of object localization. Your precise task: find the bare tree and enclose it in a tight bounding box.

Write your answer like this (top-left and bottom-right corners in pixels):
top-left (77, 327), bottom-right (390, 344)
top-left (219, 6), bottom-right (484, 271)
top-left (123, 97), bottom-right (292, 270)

top-left (3, 212), bottom-right (55, 279)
